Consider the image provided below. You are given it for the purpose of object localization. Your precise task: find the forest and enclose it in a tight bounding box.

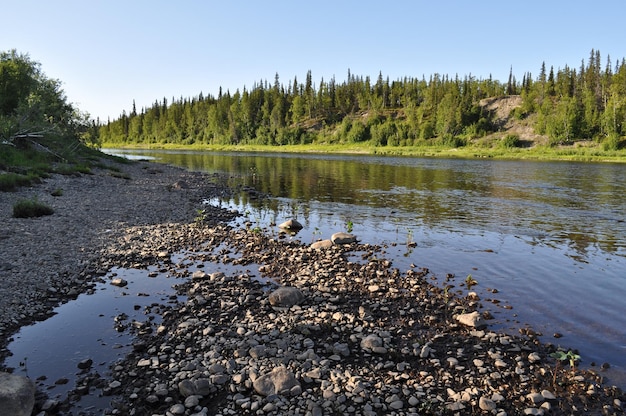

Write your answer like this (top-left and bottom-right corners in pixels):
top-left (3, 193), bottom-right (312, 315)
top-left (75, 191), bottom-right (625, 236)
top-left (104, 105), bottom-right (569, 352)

top-left (98, 50), bottom-right (626, 151)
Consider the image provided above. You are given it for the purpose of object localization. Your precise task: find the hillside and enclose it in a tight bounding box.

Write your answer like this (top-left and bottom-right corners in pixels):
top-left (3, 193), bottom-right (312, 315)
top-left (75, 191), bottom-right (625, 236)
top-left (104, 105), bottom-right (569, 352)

top-left (478, 95), bottom-right (547, 147)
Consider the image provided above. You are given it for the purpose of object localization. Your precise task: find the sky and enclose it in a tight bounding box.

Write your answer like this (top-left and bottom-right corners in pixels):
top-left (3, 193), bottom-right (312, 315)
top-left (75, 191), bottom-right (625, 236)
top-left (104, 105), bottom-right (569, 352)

top-left (2, 0), bottom-right (625, 122)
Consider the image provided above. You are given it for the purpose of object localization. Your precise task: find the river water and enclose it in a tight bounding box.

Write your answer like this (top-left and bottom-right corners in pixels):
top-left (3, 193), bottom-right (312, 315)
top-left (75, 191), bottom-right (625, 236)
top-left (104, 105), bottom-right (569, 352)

top-left (106, 149), bottom-right (626, 387)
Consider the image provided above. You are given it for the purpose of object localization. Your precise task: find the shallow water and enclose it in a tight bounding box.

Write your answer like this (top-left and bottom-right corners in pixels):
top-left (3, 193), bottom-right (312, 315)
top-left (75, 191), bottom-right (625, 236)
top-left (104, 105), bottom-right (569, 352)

top-left (4, 266), bottom-right (186, 410)
top-left (107, 149), bottom-right (626, 387)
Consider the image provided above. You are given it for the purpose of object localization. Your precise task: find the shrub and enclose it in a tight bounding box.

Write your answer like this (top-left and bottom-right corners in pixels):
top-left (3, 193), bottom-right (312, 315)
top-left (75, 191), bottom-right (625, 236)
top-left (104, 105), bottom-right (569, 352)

top-left (501, 134), bottom-right (522, 148)
top-left (602, 134), bottom-right (622, 151)
top-left (13, 198), bottom-right (54, 218)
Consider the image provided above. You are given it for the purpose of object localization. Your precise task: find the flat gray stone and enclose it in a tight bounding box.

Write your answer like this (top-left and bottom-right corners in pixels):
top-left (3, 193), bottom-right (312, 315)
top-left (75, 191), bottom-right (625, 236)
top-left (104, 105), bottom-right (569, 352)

top-left (0, 372), bottom-right (35, 416)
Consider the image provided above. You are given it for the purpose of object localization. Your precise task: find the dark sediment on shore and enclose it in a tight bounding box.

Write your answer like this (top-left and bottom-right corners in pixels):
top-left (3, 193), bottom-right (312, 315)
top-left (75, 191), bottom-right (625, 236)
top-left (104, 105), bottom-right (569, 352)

top-left (1, 158), bottom-right (624, 415)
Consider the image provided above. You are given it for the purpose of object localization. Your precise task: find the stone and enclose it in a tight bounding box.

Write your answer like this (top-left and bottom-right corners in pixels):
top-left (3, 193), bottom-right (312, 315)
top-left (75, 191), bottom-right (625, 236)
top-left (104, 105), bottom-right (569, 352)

top-left (455, 311), bottom-right (487, 329)
top-left (268, 286), bottom-right (304, 307)
top-left (0, 372), bottom-right (35, 416)
top-left (77, 358), bottom-right (93, 370)
top-left (360, 334), bottom-right (383, 351)
top-left (278, 219), bottom-right (303, 230)
top-left (110, 278), bottom-right (128, 287)
top-left (311, 239), bottom-right (333, 249)
top-left (192, 270), bottom-right (208, 280)
top-left (331, 232), bottom-right (357, 244)
top-left (479, 396), bottom-right (497, 411)
top-left (389, 400), bottom-right (404, 410)
top-left (527, 392), bottom-right (544, 404)
top-left (252, 366), bottom-right (300, 396)
top-left (169, 403), bottom-right (185, 415)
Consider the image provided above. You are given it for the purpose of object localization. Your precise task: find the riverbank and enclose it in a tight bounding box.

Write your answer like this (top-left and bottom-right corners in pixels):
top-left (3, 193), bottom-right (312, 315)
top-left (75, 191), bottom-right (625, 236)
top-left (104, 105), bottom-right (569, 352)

top-left (0, 159), bottom-right (235, 364)
top-left (1, 157), bottom-right (624, 415)
top-left (100, 142), bottom-right (626, 163)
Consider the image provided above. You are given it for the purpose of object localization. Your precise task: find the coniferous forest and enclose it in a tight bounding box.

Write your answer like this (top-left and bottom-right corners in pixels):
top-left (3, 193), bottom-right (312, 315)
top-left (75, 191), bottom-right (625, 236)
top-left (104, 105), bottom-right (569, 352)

top-left (98, 50), bottom-right (625, 151)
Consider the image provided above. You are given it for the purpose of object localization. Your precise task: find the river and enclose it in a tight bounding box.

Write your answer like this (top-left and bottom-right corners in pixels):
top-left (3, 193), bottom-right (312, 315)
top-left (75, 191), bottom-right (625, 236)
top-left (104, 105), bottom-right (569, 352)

top-left (108, 149), bottom-right (626, 387)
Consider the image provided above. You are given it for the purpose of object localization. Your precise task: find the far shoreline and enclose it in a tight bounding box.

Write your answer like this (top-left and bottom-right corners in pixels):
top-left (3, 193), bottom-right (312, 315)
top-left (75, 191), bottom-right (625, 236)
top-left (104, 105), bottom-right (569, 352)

top-left (100, 142), bottom-right (626, 164)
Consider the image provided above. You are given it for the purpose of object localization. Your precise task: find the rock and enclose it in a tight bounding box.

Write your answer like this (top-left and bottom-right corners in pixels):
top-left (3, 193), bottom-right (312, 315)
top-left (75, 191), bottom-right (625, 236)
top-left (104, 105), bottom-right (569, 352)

top-left (360, 334), bottom-right (383, 351)
top-left (110, 278), bottom-right (128, 287)
top-left (252, 366), bottom-right (300, 396)
top-left (527, 392), bottom-right (544, 404)
top-left (479, 396), bottom-right (497, 411)
top-left (192, 270), bottom-right (208, 280)
top-left (278, 219), bottom-right (303, 230)
top-left (311, 239), bottom-right (333, 249)
top-left (169, 403), bottom-right (186, 415)
top-left (331, 232), bottom-right (357, 244)
top-left (455, 311), bottom-right (487, 329)
top-left (268, 286), bottom-right (304, 307)
top-left (389, 400), bottom-right (403, 409)
top-left (178, 378), bottom-right (212, 397)
top-left (77, 358), bottom-right (93, 370)
top-left (172, 180), bottom-right (189, 189)
top-left (0, 372), bottom-right (35, 416)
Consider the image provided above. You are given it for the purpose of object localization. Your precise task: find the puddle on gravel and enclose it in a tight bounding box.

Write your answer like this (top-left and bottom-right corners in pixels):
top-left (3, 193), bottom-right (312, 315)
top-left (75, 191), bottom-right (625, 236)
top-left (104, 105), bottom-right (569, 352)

top-left (2, 244), bottom-right (265, 414)
top-left (3, 265), bottom-right (187, 413)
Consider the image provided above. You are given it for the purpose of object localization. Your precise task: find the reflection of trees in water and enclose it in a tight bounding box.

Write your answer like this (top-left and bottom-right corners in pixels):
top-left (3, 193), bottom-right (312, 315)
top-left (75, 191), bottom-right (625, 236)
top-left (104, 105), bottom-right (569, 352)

top-left (153, 151), bottom-right (625, 260)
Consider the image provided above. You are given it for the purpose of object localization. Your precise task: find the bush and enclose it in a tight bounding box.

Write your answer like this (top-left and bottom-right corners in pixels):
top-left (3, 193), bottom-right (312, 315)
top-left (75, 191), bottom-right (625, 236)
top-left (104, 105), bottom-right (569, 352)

top-left (346, 122), bottom-right (369, 143)
top-left (501, 134), bottom-right (522, 148)
top-left (13, 198), bottom-right (54, 218)
top-left (602, 134), bottom-right (623, 151)
top-left (438, 134), bottom-right (466, 148)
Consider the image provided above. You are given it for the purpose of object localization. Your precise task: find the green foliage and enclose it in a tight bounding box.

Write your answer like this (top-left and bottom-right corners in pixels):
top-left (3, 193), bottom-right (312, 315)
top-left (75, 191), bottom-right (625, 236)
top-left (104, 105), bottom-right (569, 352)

top-left (501, 134), bottom-right (522, 148)
top-left (1, 49), bottom-right (105, 188)
top-left (0, 173), bottom-right (36, 192)
top-left (602, 133), bottom-right (623, 151)
top-left (98, 49), bottom-right (626, 155)
top-left (551, 349), bottom-right (581, 370)
top-left (12, 198), bottom-right (54, 218)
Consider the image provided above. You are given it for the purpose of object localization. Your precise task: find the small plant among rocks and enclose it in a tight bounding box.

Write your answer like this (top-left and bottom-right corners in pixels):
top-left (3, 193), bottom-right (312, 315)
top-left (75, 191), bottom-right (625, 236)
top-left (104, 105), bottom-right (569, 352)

top-left (12, 198), bottom-right (54, 218)
top-left (551, 349), bottom-right (581, 389)
top-left (51, 188), bottom-right (63, 196)
top-left (464, 274), bottom-right (478, 288)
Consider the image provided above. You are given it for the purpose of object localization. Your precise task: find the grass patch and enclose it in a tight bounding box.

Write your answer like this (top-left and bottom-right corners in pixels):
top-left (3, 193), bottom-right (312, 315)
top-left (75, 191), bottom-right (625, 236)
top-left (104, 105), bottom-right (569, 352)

top-left (51, 188), bottom-right (63, 197)
top-left (13, 198), bottom-right (54, 218)
top-left (0, 173), bottom-right (37, 192)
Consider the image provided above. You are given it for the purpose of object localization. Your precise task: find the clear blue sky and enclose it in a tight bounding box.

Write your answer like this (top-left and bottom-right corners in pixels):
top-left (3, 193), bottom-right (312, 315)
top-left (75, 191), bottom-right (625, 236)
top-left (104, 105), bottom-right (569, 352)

top-left (2, 0), bottom-right (624, 121)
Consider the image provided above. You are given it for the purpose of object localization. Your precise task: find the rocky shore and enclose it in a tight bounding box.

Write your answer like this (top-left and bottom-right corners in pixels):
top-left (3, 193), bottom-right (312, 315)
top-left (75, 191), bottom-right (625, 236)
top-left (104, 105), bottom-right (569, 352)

top-left (1, 157), bottom-right (624, 415)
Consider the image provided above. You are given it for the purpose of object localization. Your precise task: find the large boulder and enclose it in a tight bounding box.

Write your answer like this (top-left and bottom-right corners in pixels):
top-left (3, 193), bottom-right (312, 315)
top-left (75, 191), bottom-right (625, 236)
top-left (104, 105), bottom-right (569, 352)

top-left (0, 372), bottom-right (35, 416)
top-left (268, 287), bottom-right (304, 308)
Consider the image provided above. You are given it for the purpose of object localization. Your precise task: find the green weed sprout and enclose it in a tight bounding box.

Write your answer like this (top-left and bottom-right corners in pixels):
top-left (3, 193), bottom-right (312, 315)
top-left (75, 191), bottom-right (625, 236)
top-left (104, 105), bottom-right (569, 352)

top-left (551, 349), bottom-right (580, 370)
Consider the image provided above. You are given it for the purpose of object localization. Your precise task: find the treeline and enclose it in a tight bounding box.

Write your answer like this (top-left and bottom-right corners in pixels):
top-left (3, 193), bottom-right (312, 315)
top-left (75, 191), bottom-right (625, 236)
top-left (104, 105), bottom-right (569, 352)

top-left (99, 50), bottom-right (626, 149)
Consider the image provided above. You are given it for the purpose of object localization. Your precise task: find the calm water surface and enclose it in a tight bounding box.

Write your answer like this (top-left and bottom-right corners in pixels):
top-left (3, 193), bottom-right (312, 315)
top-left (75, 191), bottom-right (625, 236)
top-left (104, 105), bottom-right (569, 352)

top-left (109, 149), bottom-right (626, 386)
